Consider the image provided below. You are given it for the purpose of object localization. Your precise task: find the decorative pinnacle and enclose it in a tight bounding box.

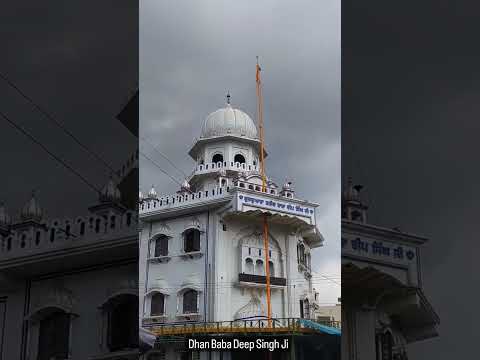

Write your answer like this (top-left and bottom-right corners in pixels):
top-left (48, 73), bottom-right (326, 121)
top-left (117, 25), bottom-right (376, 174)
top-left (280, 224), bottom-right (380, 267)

top-left (226, 91), bottom-right (231, 105)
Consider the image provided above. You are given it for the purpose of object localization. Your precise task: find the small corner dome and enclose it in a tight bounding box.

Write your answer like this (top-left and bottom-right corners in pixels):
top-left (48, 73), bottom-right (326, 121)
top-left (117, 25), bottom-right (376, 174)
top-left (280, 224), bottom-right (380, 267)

top-left (200, 104), bottom-right (258, 139)
top-left (342, 177), bottom-right (360, 202)
top-left (21, 191), bottom-right (43, 221)
top-left (147, 185), bottom-right (158, 199)
top-left (99, 177), bottom-right (121, 203)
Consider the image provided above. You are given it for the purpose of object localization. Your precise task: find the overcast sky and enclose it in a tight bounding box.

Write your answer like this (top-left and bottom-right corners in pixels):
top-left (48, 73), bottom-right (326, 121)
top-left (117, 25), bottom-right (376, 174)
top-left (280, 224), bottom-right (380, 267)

top-left (140, 0), bottom-right (341, 304)
top-left (0, 2), bottom-right (137, 220)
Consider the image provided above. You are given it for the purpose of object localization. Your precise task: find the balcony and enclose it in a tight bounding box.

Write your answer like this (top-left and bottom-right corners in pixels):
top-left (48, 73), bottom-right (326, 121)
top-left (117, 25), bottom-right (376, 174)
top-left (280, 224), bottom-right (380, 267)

top-left (238, 273), bottom-right (286, 286)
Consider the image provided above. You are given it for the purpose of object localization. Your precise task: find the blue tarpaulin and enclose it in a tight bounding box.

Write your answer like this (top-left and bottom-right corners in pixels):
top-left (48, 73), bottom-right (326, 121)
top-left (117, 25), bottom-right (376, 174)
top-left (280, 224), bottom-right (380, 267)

top-left (298, 319), bottom-right (341, 336)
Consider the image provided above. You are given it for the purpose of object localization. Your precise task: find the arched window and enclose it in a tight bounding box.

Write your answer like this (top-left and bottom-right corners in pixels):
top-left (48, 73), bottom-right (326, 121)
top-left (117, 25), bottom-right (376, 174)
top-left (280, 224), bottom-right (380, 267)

top-left (255, 259), bottom-right (265, 276)
top-left (303, 299), bottom-right (310, 319)
top-left (245, 258), bottom-right (254, 274)
top-left (297, 243), bottom-right (306, 265)
top-left (183, 290), bottom-right (198, 314)
top-left (106, 294), bottom-right (138, 351)
top-left (154, 235), bottom-right (169, 257)
top-left (268, 261), bottom-right (275, 277)
top-left (212, 154), bottom-right (223, 163)
top-left (151, 293), bottom-right (165, 316)
top-left (234, 154), bottom-right (246, 164)
top-left (184, 229), bottom-right (200, 253)
top-left (37, 310), bottom-right (70, 360)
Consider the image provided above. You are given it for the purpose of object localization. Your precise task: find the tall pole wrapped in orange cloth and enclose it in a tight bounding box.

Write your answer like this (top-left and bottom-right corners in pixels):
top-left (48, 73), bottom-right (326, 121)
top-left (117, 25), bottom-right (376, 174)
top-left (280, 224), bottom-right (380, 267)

top-left (256, 58), bottom-right (272, 327)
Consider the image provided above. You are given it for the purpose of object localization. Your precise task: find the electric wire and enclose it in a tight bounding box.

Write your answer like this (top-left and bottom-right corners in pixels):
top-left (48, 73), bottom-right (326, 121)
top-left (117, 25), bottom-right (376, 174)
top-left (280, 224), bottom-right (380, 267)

top-left (140, 151), bottom-right (184, 188)
top-left (140, 135), bottom-right (188, 179)
top-left (0, 109), bottom-right (100, 194)
top-left (0, 71), bottom-right (118, 176)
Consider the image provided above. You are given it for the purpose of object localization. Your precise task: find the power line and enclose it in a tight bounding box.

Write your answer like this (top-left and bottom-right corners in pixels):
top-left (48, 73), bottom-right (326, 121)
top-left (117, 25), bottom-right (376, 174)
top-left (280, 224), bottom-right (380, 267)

top-left (140, 151), bottom-right (184, 188)
top-left (0, 71), bottom-right (117, 176)
top-left (315, 274), bottom-right (341, 286)
top-left (140, 135), bottom-right (188, 179)
top-left (0, 109), bottom-right (100, 194)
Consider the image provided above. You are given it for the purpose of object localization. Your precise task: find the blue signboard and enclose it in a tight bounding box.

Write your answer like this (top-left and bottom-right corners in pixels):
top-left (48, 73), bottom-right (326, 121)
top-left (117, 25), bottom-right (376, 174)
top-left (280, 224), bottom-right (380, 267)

top-left (238, 194), bottom-right (314, 217)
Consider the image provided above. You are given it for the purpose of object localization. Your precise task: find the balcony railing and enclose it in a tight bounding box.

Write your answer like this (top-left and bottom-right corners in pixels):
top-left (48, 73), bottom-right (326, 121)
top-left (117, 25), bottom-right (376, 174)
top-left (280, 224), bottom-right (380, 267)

top-left (238, 273), bottom-right (287, 286)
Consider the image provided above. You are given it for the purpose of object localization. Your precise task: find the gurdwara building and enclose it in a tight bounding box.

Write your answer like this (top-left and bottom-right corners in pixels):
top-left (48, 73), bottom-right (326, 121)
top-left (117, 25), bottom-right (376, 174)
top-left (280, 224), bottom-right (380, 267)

top-left (341, 179), bottom-right (439, 360)
top-left (139, 100), bottom-right (327, 359)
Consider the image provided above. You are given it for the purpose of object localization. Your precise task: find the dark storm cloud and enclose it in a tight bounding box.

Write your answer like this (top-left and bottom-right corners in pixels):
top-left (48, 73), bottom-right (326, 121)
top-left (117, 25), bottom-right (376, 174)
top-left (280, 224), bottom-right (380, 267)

top-left (0, 1), bottom-right (137, 220)
top-left (140, 0), bottom-right (340, 302)
top-left (343, 0), bottom-right (480, 357)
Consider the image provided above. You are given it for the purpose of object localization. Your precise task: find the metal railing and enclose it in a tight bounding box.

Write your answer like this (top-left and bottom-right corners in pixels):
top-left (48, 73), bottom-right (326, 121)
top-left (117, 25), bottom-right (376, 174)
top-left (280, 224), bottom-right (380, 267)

top-left (147, 317), bottom-right (340, 336)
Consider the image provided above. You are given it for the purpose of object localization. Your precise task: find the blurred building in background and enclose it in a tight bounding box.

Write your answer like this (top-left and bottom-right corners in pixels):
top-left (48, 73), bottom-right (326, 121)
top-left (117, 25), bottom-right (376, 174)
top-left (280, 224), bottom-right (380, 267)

top-left (0, 92), bottom-right (139, 360)
top-left (315, 298), bottom-right (341, 325)
top-left (341, 179), bottom-right (439, 360)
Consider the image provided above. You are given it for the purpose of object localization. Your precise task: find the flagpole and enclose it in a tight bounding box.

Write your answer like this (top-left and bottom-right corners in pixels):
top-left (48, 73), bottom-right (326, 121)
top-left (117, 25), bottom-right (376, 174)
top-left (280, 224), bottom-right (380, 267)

top-left (256, 57), bottom-right (272, 327)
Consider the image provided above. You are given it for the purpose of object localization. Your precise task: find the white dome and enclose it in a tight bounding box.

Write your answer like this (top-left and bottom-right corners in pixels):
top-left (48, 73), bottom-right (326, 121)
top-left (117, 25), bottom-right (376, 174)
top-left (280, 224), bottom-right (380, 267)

top-left (201, 104), bottom-right (258, 139)
top-left (99, 178), bottom-right (121, 203)
top-left (21, 192), bottom-right (43, 221)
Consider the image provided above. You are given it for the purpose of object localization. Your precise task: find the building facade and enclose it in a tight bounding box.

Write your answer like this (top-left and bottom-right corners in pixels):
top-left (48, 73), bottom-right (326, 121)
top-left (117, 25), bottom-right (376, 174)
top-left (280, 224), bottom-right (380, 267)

top-left (139, 101), bottom-right (326, 359)
top-left (315, 301), bottom-right (341, 326)
top-left (341, 179), bottom-right (439, 360)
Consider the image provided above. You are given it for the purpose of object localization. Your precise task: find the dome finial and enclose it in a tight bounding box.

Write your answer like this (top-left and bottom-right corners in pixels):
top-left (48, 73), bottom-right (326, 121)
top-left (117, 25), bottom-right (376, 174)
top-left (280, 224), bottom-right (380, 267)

top-left (226, 91), bottom-right (231, 105)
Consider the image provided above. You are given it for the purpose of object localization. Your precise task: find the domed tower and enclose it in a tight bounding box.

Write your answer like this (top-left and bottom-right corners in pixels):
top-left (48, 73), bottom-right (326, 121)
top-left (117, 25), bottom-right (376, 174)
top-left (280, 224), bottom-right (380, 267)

top-left (187, 96), bottom-right (267, 192)
top-left (88, 177), bottom-right (126, 217)
top-left (342, 177), bottom-right (368, 223)
top-left (21, 191), bottom-right (43, 222)
top-left (11, 191), bottom-right (45, 232)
